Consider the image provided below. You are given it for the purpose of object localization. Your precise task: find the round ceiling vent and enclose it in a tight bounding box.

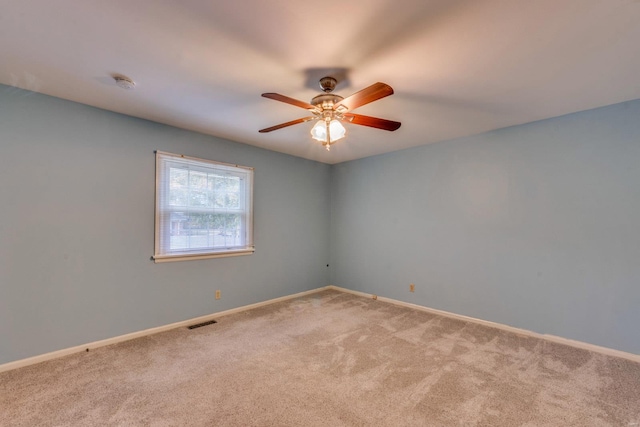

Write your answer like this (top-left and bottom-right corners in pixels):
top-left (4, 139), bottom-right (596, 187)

top-left (114, 75), bottom-right (136, 90)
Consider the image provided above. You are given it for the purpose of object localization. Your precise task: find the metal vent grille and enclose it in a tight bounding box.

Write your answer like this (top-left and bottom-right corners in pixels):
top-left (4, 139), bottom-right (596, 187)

top-left (187, 320), bottom-right (217, 330)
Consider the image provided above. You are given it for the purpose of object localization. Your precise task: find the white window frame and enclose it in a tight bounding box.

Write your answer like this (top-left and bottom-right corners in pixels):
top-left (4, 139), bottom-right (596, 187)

top-left (153, 151), bottom-right (254, 263)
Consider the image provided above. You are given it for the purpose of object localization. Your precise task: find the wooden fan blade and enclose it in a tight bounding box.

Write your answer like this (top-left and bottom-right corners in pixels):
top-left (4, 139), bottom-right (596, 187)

top-left (259, 117), bottom-right (316, 133)
top-left (334, 82), bottom-right (394, 112)
top-left (262, 93), bottom-right (318, 111)
top-left (344, 113), bottom-right (401, 131)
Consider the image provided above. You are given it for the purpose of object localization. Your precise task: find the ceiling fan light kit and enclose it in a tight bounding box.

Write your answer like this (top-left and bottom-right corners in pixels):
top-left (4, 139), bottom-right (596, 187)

top-left (311, 119), bottom-right (346, 148)
top-left (260, 76), bottom-right (401, 151)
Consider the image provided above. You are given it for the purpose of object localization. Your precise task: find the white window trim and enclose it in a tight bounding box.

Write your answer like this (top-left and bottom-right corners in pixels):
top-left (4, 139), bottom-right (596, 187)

top-left (153, 151), bottom-right (254, 263)
top-left (152, 249), bottom-right (254, 263)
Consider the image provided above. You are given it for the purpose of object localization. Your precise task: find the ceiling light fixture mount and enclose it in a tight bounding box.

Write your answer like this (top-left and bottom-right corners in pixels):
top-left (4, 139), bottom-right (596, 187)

top-left (319, 76), bottom-right (337, 93)
top-left (259, 76), bottom-right (401, 151)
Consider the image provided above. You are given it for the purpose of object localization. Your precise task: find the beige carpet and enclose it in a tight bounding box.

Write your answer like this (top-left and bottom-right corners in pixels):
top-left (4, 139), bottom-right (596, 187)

top-left (2, 289), bottom-right (639, 426)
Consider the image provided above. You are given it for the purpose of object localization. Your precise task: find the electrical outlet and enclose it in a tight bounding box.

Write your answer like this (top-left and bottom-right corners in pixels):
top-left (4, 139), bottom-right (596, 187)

top-left (215, 290), bottom-right (221, 300)
top-left (410, 283), bottom-right (415, 292)
top-left (372, 294), bottom-right (378, 300)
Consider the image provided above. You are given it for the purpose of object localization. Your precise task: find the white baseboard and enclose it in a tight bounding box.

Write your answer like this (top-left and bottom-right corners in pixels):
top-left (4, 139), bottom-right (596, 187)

top-left (3, 284), bottom-right (638, 373)
top-left (0, 286), bottom-right (330, 373)
top-left (328, 285), bottom-right (640, 364)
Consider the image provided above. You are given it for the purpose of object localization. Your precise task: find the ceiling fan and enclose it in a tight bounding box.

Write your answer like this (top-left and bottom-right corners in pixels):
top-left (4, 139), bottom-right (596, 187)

top-left (259, 77), bottom-right (401, 151)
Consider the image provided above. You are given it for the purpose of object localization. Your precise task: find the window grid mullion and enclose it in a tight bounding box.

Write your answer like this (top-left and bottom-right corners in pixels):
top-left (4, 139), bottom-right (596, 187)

top-left (154, 151), bottom-right (253, 261)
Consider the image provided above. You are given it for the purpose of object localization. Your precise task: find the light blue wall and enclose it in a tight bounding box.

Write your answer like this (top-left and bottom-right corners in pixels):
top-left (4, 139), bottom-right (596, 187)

top-left (330, 99), bottom-right (640, 354)
top-left (2, 84), bottom-right (639, 365)
top-left (0, 85), bottom-right (331, 364)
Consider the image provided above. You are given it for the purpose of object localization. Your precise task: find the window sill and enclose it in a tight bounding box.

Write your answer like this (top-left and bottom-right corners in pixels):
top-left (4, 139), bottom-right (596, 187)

top-left (152, 248), bottom-right (254, 263)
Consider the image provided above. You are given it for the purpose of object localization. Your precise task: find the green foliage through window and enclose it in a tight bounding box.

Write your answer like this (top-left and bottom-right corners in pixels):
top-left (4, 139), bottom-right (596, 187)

top-left (155, 151), bottom-right (254, 260)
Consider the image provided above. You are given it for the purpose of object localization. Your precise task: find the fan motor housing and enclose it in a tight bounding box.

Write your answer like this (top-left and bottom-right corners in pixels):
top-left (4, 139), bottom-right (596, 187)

top-left (311, 93), bottom-right (343, 110)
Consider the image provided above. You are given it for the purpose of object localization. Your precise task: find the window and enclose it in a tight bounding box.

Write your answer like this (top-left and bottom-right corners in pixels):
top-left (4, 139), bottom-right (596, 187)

top-left (153, 151), bottom-right (254, 262)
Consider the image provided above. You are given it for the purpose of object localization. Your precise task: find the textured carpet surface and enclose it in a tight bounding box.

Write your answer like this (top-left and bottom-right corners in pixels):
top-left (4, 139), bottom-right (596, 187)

top-left (2, 290), bottom-right (639, 426)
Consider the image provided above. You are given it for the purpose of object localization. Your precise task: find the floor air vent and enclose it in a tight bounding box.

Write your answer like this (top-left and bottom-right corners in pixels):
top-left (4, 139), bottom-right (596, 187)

top-left (187, 320), bottom-right (217, 330)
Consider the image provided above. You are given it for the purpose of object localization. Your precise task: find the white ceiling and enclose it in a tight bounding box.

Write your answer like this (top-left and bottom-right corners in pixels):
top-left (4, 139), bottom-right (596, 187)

top-left (2, 0), bottom-right (640, 164)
